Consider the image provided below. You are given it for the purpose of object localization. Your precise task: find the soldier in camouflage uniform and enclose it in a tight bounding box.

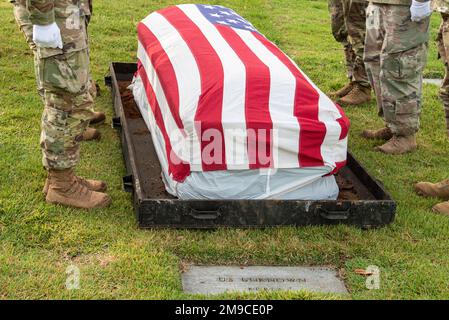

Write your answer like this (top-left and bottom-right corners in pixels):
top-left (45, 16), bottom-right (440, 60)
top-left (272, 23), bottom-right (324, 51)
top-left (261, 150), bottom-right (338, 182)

top-left (434, 0), bottom-right (449, 136)
top-left (328, 0), bottom-right (372, 106)
top-left (362, 0), bottom-right (432, 155)
top-left (18, 0), bottom-right (110, 209)
top-left (11, 0), bottom-right (104, 128)
top-left (415, 0), bottom-right (449, 217)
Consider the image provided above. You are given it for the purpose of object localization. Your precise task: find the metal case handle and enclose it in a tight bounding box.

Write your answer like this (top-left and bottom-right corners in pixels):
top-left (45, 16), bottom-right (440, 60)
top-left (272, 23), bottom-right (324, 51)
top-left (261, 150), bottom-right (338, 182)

top-left (123, 175), bottom-right (134, 193)
top-left (318, 208), bottom-right (351, 221)
top-left (112, 117), bottom-right (122, 129)
top-left (104, 75), bottom-right (112, 87)
top-left (189, 208), bottom-right (222, 220)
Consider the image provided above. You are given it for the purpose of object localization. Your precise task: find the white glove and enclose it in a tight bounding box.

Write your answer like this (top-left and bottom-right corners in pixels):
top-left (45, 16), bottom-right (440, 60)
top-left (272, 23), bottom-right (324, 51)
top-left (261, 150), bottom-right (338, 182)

top-left (410, 0), bottom-right (432, 22)
top-left (33, 22), bottom-right (63, 49)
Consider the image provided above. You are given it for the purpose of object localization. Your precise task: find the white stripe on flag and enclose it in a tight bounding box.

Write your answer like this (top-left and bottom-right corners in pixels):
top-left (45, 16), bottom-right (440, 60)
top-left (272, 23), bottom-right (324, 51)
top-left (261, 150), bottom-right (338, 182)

top-left (137, 42), bottom-right (188, 164)
top-left (178, 4), bottom-right (250, 170)
top-left (334, 137), bottom-right (348, 164)
top-left (142, 13), bottom-right (203, 170)
top-left (234, 29), bottom-right (300, 168)
top-left (132, 71), bottom-right (177, 194)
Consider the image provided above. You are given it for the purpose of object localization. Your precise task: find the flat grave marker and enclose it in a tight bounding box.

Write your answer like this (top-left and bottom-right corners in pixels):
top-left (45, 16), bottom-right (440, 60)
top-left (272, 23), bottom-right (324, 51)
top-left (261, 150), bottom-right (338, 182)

top-left (423, 79), bottom-right (443, 86)
top-left (182, 266), bottom-right (348, 295)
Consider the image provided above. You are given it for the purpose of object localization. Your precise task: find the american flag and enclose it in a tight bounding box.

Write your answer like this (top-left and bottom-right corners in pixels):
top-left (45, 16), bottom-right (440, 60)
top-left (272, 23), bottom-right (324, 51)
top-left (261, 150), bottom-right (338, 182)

top-left (135, 4), bottom-right (349, 183)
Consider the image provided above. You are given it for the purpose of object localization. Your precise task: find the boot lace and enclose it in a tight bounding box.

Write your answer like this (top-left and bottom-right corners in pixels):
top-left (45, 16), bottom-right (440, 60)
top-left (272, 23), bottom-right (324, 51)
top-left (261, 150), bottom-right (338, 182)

top-left (66, 177), bottom-right (91, 197)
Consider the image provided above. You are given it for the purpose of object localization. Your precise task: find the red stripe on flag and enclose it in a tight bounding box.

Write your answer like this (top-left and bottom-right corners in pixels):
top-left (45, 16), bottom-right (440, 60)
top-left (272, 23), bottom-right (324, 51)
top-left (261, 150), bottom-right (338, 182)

top-left (135, 59), bottom-right (142, 79)
top-left (138, 59), bottom-right (190, 182)
top-left (160, 6), bottom-right (227, 171)
top-left (137, 23), bottom-right (184, 130)
top-left (252, 33), bottom-right (326, 167)
top-left (336, 117), bottom-right (350, 140)
top-left (216, 25), bottom-right (273, 169)
top-left (329, 160), bottom-right (347, 176)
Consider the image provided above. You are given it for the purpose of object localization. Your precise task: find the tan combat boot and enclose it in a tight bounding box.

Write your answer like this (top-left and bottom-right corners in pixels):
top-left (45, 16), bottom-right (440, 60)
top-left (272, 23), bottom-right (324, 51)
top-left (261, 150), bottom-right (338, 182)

top-left (89, 80), bottom-right (100, 99)
top-left (375, 135), bottom-right (417, 155)
top-left (432, 202), bottom-right (449, 216)
top-left (329, 82), bottom-right (354, 99)
top-left (42, 174), bottom-right (108, 195)
top-left (339, 84), bottom-right (372, 106)
top-left (361, 127), bottom-right (393, 141)
top-left (81, 127), bottom-right (101, 141)
top-left (46, 169), bottom-right (111, 209)
top-left (89, 111), bottom-right (106, 125)
top-left (415, 179), bottom-right (449, 200)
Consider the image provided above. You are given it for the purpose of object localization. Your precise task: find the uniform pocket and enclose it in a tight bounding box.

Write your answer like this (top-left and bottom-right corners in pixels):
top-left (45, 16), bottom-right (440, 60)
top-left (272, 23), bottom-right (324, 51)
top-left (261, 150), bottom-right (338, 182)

top-left (42, 50), bottom-right (89, 98)
top-left (366, 4), bottom-right (380, 30)
top-left (382, 48), bottom-right (425, 80)
top-left (54, 1), bottom-right (90, 18)
top-left (395, 97), bottom-right (419, 116)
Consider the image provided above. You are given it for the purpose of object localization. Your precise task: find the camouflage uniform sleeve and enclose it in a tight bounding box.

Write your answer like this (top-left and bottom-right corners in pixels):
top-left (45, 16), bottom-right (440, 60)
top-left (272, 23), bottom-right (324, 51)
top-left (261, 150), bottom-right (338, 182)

top-left (26, 0), bottom-right (55, 25)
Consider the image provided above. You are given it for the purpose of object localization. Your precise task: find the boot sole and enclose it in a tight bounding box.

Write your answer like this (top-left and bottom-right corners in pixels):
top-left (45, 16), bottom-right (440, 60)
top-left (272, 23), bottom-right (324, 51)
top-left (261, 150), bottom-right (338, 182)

top-left (415, 190), bottom-right (435, 198)
top-left (328, 93), bottom-right (347, 99)
top-left (360, 133), bottom-right (393, 141)
top-left (81, 132), bottom-right (102, 142)
top-left (338, 99), bottom-right (372, 107)
top-left (374, 146), bottom-right (417, 155)
top-left (415, 189), bottom-right (429, 197)
top-left (328, 86), bottom-right (354, 99)
top-left (414, 187), bottom-right (449, 200)
top-left (89, 119), bottom-right (106, 126)
top-left (97, 185), bottom-right (108, 193)
top-left (43, 186), bottom-right (107, 196)
top-left (43, 181), bottom-right (107, 196)
top-left (46, 195), bottom-right (111, 210)
top-left (431, 206), bottom-right (449, 216)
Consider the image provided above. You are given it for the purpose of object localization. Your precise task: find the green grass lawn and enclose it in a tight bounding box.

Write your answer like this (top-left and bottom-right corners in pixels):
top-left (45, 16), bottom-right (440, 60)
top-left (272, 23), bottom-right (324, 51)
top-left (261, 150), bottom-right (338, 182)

top-left (1, 0), bottom-right (448, 300)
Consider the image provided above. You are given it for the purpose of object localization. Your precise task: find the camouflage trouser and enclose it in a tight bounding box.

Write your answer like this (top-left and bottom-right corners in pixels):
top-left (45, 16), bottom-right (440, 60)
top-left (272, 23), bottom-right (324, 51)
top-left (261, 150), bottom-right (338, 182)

top-left (12, 1), bottom-right (42, 96)
top-left (364, 3), bottom-right (430, 137)
top-left (12, 1), bottom-right (97, 169)
top-left (11, 0), bottom-right (97, 99)
top-left (40, 49), bottom-right (94, 170)
top-left (328, 0), bottom-right (370, 87)
top-left (437, 13), bottom-right (449, 131)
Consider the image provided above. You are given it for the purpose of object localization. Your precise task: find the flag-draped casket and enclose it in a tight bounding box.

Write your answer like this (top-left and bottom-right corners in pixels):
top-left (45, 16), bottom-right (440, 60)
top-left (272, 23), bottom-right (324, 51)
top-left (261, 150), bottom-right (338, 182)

top-left (132, 4), bottom-right (350, 200)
